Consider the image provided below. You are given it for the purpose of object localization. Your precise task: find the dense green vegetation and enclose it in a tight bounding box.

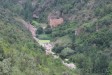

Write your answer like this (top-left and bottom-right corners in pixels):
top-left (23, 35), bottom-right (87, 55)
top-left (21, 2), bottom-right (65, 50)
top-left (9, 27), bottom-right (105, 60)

top-left (0, 0), bottom-right (112, 75)
top-left (0, 1), bottom-right (77, 75)
top-left (33, 0), bottom-right (112, 75)
top-left (45, 1), bottom-right (112, 75)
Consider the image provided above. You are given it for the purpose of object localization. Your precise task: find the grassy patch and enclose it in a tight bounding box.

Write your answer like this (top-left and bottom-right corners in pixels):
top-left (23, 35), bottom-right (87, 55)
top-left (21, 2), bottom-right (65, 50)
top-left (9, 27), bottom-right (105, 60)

top-left (38, 40), bottom-right (50, 44)
top-left (32, 20), bottom-right (40, 26)
top-left (32, 20), bottom-right (47, 28)
top-left (38, 34), bottom-right (51, 40)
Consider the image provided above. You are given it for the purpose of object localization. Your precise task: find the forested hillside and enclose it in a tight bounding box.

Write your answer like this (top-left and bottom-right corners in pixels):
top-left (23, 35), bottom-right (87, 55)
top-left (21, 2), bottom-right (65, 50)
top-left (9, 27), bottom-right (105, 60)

top-left (0, 0), bottom-right (77, 75)
top-left (0, 0), bottom-right (112, 75)
top-left (32, 0), bottom-right (112, 75)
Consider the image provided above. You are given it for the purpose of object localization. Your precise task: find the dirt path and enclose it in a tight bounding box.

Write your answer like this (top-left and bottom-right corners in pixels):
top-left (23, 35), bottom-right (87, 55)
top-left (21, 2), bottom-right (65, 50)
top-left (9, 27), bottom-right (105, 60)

top-left (16, 18), bottom-right (76, 69)
top-left (15, 18), bottom-right (37, 37)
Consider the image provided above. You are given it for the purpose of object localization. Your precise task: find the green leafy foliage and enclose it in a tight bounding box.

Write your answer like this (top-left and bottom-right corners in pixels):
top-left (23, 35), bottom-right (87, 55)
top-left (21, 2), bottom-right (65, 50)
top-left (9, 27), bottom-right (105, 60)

top-left (0, 3), bottom-right (76, 75)
top-left (0, 0), bottom-right (112, 75)
top-left (60, 47), bottom-right (74, 58)
top-left (43, 0), bottom-right (112, 75)
top-left (36, 27), bottom-right (43, 34)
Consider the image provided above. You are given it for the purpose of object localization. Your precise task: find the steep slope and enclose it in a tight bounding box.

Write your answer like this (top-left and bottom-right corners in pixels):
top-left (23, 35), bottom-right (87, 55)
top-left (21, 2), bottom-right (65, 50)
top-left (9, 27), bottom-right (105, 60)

top-left (0, 1), bottom-right (77, 75)
top-left (0, 0), bottom-right (112, 75)
top-left (32, 0), bottom-right (112, 75)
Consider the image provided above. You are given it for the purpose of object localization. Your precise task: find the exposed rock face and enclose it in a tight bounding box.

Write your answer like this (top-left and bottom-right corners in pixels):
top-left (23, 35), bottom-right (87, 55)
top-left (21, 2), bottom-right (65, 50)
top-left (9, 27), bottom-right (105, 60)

top-left (48, 11), bottom-right (64, 28)
top-left (16, 18), bottom-right (37, 37)
top-left (62, 61), bottom-right (76, 69)
top-left (33, 14), bottom-right (39, 19)
top-left (49, 18), bottom-right (64, 28)
top-left (28, 23), bottom-right (37, 37)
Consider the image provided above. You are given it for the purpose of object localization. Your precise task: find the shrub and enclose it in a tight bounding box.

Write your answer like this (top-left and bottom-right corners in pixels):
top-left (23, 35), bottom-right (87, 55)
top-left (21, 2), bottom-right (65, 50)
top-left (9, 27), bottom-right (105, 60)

top-left (44, 28), bottom-right (52, 34)
top-left (36, 27), bottom-right (43, 34)
top-left (60, 47), bottom-right (74, 58)
top-left (52, 44), bottom-right (64, 53)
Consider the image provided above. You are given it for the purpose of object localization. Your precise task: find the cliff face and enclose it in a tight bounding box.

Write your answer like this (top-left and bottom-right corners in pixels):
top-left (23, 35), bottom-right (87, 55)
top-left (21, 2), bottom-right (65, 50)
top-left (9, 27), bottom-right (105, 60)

top-left (49, 18), bottom-right (64, 28)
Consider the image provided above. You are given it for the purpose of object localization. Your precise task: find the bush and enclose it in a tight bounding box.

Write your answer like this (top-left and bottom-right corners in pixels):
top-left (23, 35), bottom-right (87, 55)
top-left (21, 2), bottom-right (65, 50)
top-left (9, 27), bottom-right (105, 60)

top-left (36, 27), bottom-right (43, 34)
top-left (0, 47), bottom-right (4, 61)
top-left (52, 44), bottom-right (64, 53)
top-left (60, 47), bottom-right (74, 58)
top-left (109, 61), bottom-right (112, 75)
top-left (44, 28), bottom-right (52, 34)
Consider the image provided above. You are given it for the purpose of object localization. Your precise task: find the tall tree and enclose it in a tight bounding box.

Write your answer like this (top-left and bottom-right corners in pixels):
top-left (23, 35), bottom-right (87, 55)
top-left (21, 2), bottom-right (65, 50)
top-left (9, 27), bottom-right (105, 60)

top-left (22, 0), bottom-right (33, 22)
